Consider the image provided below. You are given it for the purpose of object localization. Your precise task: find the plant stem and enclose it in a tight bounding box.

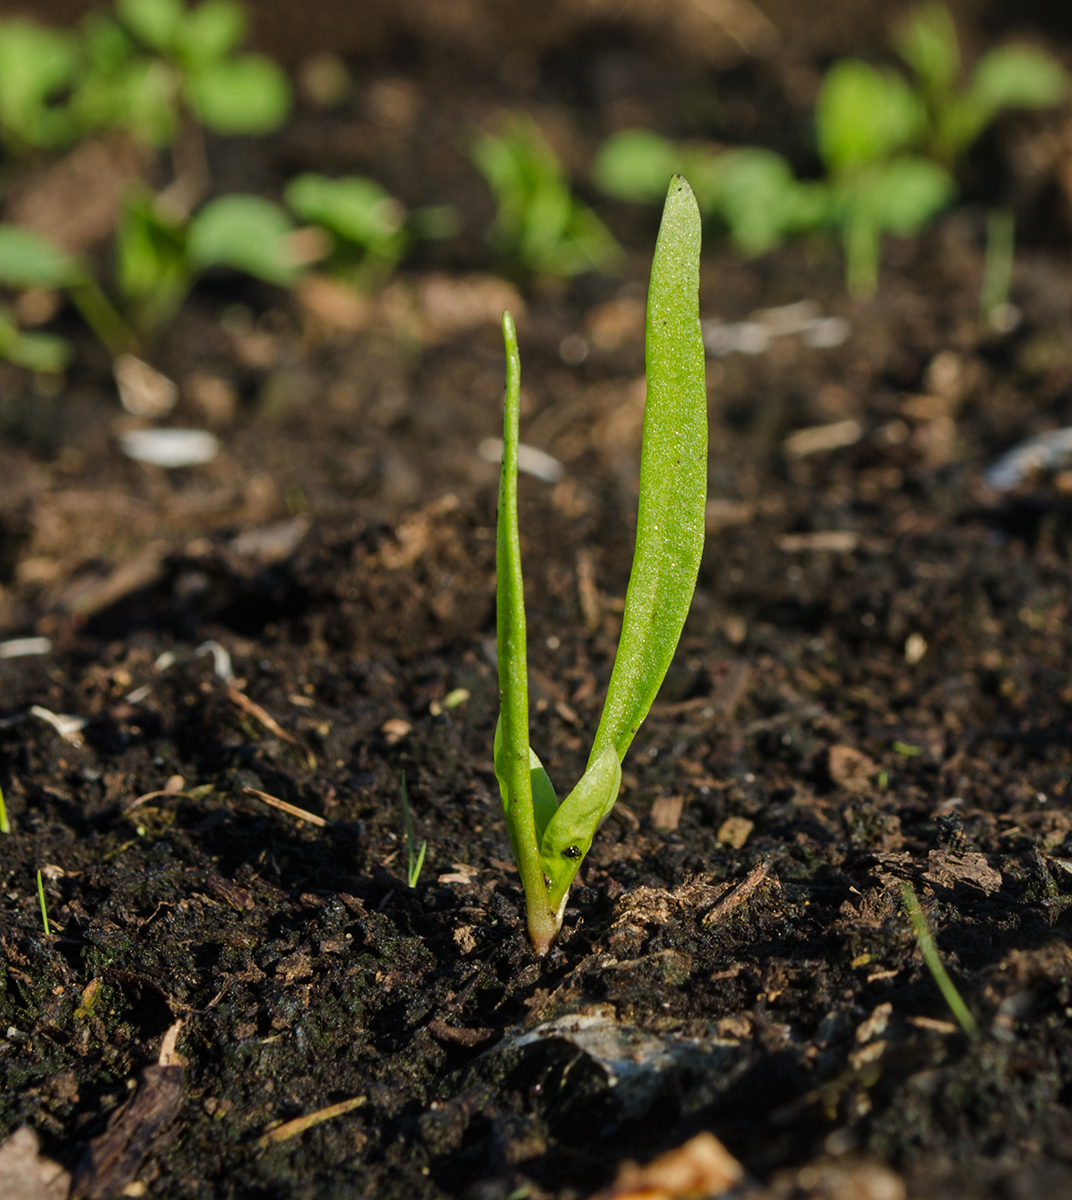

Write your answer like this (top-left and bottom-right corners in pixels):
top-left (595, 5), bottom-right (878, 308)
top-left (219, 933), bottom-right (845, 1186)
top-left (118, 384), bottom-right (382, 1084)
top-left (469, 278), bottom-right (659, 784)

top-left (980, 206), bottom-right (1014, 321)
top-left (0, 784), bottom-right (9, 834)
top-left (901, 882), bottom-right (980, 1038)
top-left (497, 311), bottom-right (558, 955)
top-left (68, 276), bottom-right (137, 358)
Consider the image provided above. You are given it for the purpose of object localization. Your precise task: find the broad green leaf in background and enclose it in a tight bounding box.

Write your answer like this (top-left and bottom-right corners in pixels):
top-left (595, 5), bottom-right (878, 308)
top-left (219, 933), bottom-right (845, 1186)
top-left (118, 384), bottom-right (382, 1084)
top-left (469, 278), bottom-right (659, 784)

top-left (594, 129), bottom-right (687, 204)
top-left (817, 58), bottom-right (924, 172)
top-left (187, 194), bottom-right (299, 285)
top-left (0, 226), bottom-right (80, 289)
top-left (117, 0), bottom-right (184, 53)
top-left (184, 53), bottom-right (291, 134)
top-left (174, 0), bottom-right (244, 67)
top-left (970, 44), bottom-right (1068, 116)
top-left (285, 174), bottom-right (405, 250)
top-left (0, 311), bottom-right (71, 373)
top-left (0, 20), bottom-right (78, 148)
top-left (714, 147), bottom-right (829, 255)
top-left (893, 3), bottom-right (960, 100)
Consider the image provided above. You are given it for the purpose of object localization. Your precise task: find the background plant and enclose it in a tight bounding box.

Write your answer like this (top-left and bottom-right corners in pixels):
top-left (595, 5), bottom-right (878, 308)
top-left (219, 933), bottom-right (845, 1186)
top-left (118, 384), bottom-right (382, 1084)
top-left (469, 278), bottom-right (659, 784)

top-left (0, 0), bottom-right (291, 159)
top-left (284, 173), bottom-right (457, 292)
top-left (595, 3), bottom-right (1067, 295)
top-left (495, 176), bottom-right (706, 954)
top-left (471, 112), bottom-right (621, 280)
top-left (0, 191), bottom-right (302, 365)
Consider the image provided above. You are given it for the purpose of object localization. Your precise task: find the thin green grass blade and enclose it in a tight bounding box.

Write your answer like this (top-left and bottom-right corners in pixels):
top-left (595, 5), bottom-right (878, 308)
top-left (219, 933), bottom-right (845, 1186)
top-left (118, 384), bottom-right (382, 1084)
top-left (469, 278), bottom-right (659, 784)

top-left (590, 176), bottom-right (706, 765)
top-left (901, 882), bottom-right (980, 1039)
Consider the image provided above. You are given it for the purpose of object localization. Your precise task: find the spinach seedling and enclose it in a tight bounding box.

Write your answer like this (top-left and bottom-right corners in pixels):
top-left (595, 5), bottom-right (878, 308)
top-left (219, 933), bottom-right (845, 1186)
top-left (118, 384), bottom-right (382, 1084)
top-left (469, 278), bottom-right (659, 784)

top-left (495, 176), bottom-right (706, 954)
top-left (471, 113), bottom-right (621, 280)
top-left (0, 192), bottom-right (301, 365)
top-left (285, 173), bottom-right (457, 292)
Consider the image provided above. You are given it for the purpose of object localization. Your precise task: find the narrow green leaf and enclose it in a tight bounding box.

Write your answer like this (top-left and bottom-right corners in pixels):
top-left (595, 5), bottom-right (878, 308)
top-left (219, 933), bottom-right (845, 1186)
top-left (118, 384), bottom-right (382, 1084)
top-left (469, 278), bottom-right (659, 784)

top-left (493, 718), bottom-right (558, 841)
top-left (590, 176), bottom-right (706, 765)
top-left (0, 313), bottom-right (70, 373)
top-left (540, 744), bottom-right (621, 910)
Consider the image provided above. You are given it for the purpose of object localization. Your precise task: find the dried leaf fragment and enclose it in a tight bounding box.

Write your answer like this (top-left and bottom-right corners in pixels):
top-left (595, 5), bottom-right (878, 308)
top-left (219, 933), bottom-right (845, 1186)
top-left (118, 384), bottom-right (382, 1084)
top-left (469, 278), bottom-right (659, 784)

top-left (592, 1131), bottom-right (743, 1200)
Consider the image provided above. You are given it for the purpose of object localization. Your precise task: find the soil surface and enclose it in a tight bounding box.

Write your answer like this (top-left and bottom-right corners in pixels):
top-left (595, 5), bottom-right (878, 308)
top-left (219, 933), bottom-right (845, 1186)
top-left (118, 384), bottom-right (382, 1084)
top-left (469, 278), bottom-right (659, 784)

top-left (4, 3), bottom-right (1072, 1198)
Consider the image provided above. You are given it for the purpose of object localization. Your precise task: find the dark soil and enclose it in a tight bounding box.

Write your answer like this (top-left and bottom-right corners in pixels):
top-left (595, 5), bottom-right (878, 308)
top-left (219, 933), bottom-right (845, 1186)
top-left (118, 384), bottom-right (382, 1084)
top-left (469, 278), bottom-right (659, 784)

top-left (4, 3), bottom-right (1072, 1198)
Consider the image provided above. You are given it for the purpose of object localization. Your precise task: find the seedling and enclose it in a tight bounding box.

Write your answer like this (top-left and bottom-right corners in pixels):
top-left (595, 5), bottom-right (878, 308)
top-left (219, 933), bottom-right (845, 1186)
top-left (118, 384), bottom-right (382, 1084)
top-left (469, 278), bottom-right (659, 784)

top-left (471, 113), bottom-right (621, 279)
top-left (0, 784), bottom-right (9, 834)
top-left (892, 2), bottom-right (1067, 168)
top-left (284, 173), bottom-right (457, 292)
top-left (37, 869), bottom-right (51, 936)
top-left (0, 191), bottom-right (301, 361)
top-left (400, 773), bottom-right (427, 889)
top-left (595, 3), bottom-right (1066, 296)
top-left (495, 177), bottom-right (705, 954)
top-left (901, 881), bottom-right (980, 1038)
top-left (979, 206), bottom-right (1015, 325)
top-left (0, 0), bottom-right (291, 158)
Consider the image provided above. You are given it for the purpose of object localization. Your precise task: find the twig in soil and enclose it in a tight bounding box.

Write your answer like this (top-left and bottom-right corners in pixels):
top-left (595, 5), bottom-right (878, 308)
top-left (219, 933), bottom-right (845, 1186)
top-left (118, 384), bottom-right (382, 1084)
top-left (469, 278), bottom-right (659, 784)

top-left (400, 772), bottom-right (427, 888)
top-left (36, 869), bottom-right (50, 936)
top-left (227, 687), bottom-right (317, 769)
top-left (702, 859), bottom-right (772, 925)
top-left (900, 882), bottom-right (980, 1039)
top-left (243, 787), bottom-right (328, 828)
top-left (257, 1096), bottom-right (366, 1147)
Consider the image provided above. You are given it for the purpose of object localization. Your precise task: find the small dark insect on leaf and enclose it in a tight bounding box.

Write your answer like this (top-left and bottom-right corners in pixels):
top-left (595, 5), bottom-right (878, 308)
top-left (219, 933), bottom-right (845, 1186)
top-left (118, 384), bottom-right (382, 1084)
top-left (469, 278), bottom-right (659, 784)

top-left (562, 846), bottom-right (582, 859)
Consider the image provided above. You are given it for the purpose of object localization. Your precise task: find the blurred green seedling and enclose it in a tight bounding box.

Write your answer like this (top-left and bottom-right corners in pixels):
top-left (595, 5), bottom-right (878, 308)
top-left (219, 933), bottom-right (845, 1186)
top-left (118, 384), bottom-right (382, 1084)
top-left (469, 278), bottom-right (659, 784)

top-left (596, 130), bottom-right (829, 257)
top-left (892, 2), bottom-right (1067, 168)
top-left (596, 4), bottom-right (1066, 297)
top-left (495, 177), bottom-right (706, 954)
top-left (0, 0), bottom-right (291, 158)
top-left (0, 192), bottom-right (302, 361)
top-left (471, 113), bottom-right (621, 280)
top-left (285, 173), bottom-right (457, 292)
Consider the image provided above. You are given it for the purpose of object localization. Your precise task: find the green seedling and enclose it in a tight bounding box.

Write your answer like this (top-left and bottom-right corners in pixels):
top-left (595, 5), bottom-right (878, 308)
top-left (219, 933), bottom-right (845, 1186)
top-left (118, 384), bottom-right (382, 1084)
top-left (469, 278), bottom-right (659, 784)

top-left (284, 173), bottom-right (457, 292)
top-left (892, 2), bottom-right (1067, 168)
top-left (37, 869), bottom-right (51, 935)
top-left (0, 0), bottom-right (290, 159)
top-left (471, 113), bottom-right (621, 280)
top-left (596, 131), bottom-right (828, 257)
top-left (979, 206), bottom-right (1015, 325)
top-left (595, 4), bottom-right (1065, 297)
top-left (117, 189), bottom-right (301, 337)
top-left (400, 773), bottom-right (427, 889)
top-left (0, 784), bottom-right (9, 834)
top-left (901, 881), bottom-right (980, 1038)
top-left (0, 19), bottom-right (80, 152)
top-left (0, 191), bottom-right (301, 360)
top-left (496, 177), bottom-right (705, 954)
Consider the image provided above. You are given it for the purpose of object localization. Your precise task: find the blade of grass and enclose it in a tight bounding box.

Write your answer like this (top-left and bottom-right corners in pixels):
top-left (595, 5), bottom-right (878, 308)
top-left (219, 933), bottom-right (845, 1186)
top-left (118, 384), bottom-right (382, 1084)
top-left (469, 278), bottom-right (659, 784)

top-left (37, 869), bottom-right (50, 936)
top-left (0, 784), bottom-right (9, 834)
top-left (901, 881), bottom-right (980, 1039)
top-left (401, 772), bottom-right (427, 888)
top-left (496, 311), bottom-right (558, 955)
